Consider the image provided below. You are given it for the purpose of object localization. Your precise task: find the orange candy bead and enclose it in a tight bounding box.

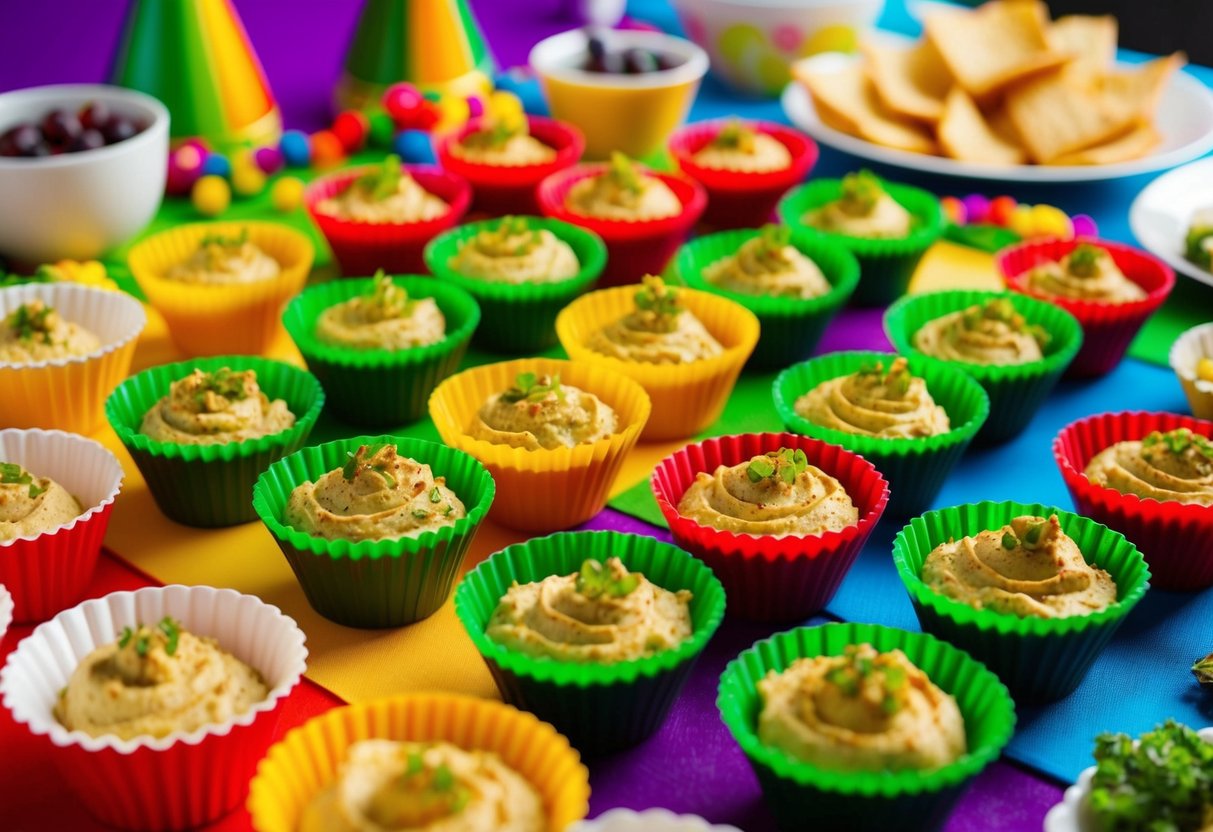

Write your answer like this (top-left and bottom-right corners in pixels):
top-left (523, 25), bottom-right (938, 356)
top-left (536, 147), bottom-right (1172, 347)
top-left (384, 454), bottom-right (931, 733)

top-left (310, 130), bottom-right (345, 167)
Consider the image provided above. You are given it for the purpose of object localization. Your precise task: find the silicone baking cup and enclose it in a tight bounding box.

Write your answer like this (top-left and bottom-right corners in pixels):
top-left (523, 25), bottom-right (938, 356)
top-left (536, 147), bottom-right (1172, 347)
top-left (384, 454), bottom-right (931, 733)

top-left (673, 227), bottom-right (858, 369)
top-left (572, 809), bottom-right (743, 831)
top-left (305, 164), bottom-right (470, 276)
top-left (423, 216), bottom-right (606, 353)
top-left (892, 500), bottom-right (1150, 702)
top-left (127, 221), bottom-right (311, 357)
top-left (650, 432), bottom-right (889, 622)
top-left (252, 434), bottom-right (494, 628)
top-left (555, 285), bottom-right (758, 440)
top-left (0, 429), bottom-right (124, 623)
top-left (717, 622), bottom-right (1015, 832)
top-left (0, 585), bottom-right (11, 643)
top-left (772, 351), bottom-right (989, 517)
top-left (1168, 322), bottom-right (1213, 420)
top-left (428, 357), bottom-right (650, 531)
top-left (0, 585), bottom-right (307, 831)
top-left (998, 237), bottom-right (1174, 378)
top-left (1054, 410), bottom-right (1213, 590)
top-left (0, 283), bottom-right (145, 433)
top-left (246, 693), bottom-right (589, 832)
top-left (884, 289), bottom-right (1083, 443)
top-left (537, 162), bottom-right (707, 286)
top-left (434, 115), bottom-right (585, 215)
top-left (282, 275), bottom-right (479, 426)
top-left (454, 530), bottom-right (726, 754)
top-left (105, 355), bottom-right (324, 528)
top-left (778, 178), bottom-right (944, 307)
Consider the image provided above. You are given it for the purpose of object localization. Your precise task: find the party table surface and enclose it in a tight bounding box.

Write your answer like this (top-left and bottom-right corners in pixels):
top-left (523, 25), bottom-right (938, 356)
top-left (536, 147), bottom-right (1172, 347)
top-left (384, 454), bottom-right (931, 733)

top-left (3, 1), bottom-right (1213, 831)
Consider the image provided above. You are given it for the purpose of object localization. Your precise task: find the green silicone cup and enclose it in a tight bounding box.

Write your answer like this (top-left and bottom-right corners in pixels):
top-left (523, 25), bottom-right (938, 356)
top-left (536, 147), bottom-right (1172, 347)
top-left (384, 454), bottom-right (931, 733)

top-left (892, 500), bottom-right (1151, 703)
top-left (778, 178), bottom-right (944, 307)
top-left (105, 355), bottom-right (325, 528)
top-left (772, 351), bottom-right (989, 517)
top-left (672, 228), bottom-right (859, 369)
top-left (717, 622), bottom-right (1016, 832)
top-left (282, 275), bottom-right (480, 427)
top-left (423, 216), bottom-right (607, 354)
top-left (453, 530), bottom-right (726, 755)
top-left (884, 290), bottom-right (1083, 443)
top-left (252, 434), bottom-right (495, 629)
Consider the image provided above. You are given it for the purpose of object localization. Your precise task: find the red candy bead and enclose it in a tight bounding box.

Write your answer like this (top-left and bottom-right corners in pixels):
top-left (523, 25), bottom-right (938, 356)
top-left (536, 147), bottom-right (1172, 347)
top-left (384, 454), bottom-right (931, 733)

top-left (987, 195), bottom-right (1018, 227)
top-left (383, 83), bottom-right (425, 126)
top-left (411, 101), bottom-right (441, 131)
top-left (310, 130), bottom-right (345, 167)
top-left (331, 110), bottom-right (369, 153)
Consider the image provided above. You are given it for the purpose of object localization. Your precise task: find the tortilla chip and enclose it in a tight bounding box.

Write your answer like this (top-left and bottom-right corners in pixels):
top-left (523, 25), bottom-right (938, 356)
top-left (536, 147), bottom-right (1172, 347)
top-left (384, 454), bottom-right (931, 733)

top-left (862, 38), bottom-right (952, 123)
top-left (937, 87), bottom-right (1027, 165)
top-left (1004, 70), bottom-right (1136, 163)
top-left (1049, 123), bottom-right (1161, 165)
top-left (795, 61), bottom-right (937, 154)
top-left (924, 0), bottom-right (1069, 98)
top-left (1095, 53), bottom-right (1185, 124)
top-left (1049, 15), bottom-right (1118, 71)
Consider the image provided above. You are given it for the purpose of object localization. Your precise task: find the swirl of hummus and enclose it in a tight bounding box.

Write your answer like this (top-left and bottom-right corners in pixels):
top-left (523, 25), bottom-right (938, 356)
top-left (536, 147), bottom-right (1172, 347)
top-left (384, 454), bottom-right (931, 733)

top-left (447, 217), bottom-right (580, 285)
top-left (139, 367), bottom-right (295, 445)
top-left (317, 155), bottom-right (448, 224)
top-left (702, 225), bottom-right (830, 300)
top-left (1025, 244), bottom-right (1146, 304)
top-left (285, 443), bottom-right (466, 542)
top-left (0, 462), bottom-right (83, 541)
top-left (469, 373), bottom-right (618, 451)
top-left (794, 358), bottom-right (951, 439)
top-left (54, 616), bottom-right (268, 741)
top-left (300, 739), bottom-right (545, 832)
top-left (565, 152), bottom-right (681, 222)
top-left (692, 121), bottom-right (792, 173)
top-left (1084, 427), bottom-right (1213, 506)
top-left (486, 557), bottom-right (693, 663)
top-left (450, 119), bottom-right (556, 167)
top-left (677, 448), bottom-right (858, 537)
top-left (165, 229), bottom-right (280, 285)
top-left (913, 298), bottom-right (1046, 366)
top-left (803, 170), bottom-right (912, 239)
top-left (585, 276), bottom-right (724, 365)
top-left (922, 514), bottom-right (1118, 618)
top-left (316, 271), bottom-right (446, 350)
top-left (0, 300), bottom-right (100, 364)
top-left (758, 644), bottom-right (966, 773)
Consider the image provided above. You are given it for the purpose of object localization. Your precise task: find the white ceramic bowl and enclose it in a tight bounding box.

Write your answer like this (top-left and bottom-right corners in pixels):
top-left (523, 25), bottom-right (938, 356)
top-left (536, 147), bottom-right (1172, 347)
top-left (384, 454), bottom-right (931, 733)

top-left (571, 808), bottom-right (743, 831)
top-left (0, 584), bottom-right (12, 644)
top-left (0, 84), bottom-right (169, 264)
top-left (670, 0), bottom-right (884, 97)
top-left (1169, 322), bottom-right (1213, 420)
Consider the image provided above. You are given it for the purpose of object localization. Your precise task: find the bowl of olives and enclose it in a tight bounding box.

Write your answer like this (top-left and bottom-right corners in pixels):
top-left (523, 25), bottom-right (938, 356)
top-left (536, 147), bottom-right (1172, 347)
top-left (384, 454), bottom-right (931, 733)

top-left (0, 84), bottom-right (169, 264)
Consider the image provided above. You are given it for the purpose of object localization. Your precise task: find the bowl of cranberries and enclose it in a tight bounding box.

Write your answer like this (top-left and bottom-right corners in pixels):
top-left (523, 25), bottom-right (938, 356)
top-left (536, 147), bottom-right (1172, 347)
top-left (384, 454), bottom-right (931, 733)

top-left (0, 84), bottom-right (169, 264)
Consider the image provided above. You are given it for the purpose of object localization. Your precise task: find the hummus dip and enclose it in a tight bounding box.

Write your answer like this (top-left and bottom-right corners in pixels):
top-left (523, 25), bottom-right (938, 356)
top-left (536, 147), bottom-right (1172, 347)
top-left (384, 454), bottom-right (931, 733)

top-left (55, 616), bottom-right (268, 741)
top-left (0, 300), bottom-right (100, 364)
top-left (758, 643), bottom-right (966, 773)
top-left (913, 298), bottom-right (1047, 366)
top-left (585, 276), bottom-right (723, 365)
top-left (677, 446), bottom-right (858, 538)
top-left (316, 270), bottom-right (446, 350)
top-left (447, 216), bottom-right (580, 285)
top-left (140, 367), bottom-right (295, 445)
top-left (316, 154), bottom-right (448, 224)
top-left (449, 119), bottom-right (556, 167)
top-left (487, 557), bottom-right (692, 663)
top-left (0, 462), bottom-right (83, 541)
top-left (469, 372), bottom-right (617, 451)
top-left (1025, 243), bottom-right (1146, 304)
top-left (300, 739), bottom-right (545, 832)
top-left (795, 357), bottom-right (950, 439)
top-left (803, 170), bottom-right (912, 238)
top-left (922, 514), bottom-right (1118, 618)
top-left (1084, 427), bottom-right (1213, 506)
top-left (702, 225), bottom-right (830, 300)
top-left (286, 443), bottom-right (465, 543)
top-left (565, 152), bottom-right (681, 222)
top-left (692, 121), bottom-right (792, 173)
top-left (164, 228), bottom-right (280, 285)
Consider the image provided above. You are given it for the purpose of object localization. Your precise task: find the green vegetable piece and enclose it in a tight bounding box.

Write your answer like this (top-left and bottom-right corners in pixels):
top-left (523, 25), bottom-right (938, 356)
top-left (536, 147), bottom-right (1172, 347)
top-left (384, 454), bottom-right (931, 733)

top-left (118, 626), bottom-right (133, 649)
top-left (747, 448), bottom-right (808, 485)
top-left (464, 118), bottom-right (521, 150)
top-left (429, 487), bottom-right (442, 503)
top-left (1067, 244), bottom-right (1103, 277)
top-left (825, 666), bottom-right (859, 697)
top-left (1022, 520), bottom-right (1047, 548)
top-left (412, 509), bottom-right (429, 520)
top-left (362, 269), bottom-right (415, 320)
top-left (432, 764), bottom-right (455, 791)
top-left (746, 457), bottom-right (775, 482)
top-left (0, 462), bottom-right (46, 499)
top-left (499, 371), bottom-right (565, 404)
top-left (839, 169), bottom-right (883, 217)
top-left (607, 151), bottom-right (643, 194)
top-left (752, 224), bottom-right (793, 268)
top-left (157, 616), bottom-right (181, 657)
top-left (1001, 531), bottom-right (1018, 550)
top-left (341, 443), bottom-right (396, 487)
top-left (356, 154), bottom-right (405, 201)
top-left (1192, 652), bottom-right (1213, 686)
top-left (575, 558), bottom-right (640, 599)
top-left (198, 227), bottom-right (250, 250)
top-left (711, 120), bottom-right (757, 153)
top-left (407, 752), bottom-right (425, 776)
top-left (633, 274), bottom-right (682, 333)
top-left (6, 301), bottom-right (56, 344)
top-left (193, 367), bottom-right (249, 406)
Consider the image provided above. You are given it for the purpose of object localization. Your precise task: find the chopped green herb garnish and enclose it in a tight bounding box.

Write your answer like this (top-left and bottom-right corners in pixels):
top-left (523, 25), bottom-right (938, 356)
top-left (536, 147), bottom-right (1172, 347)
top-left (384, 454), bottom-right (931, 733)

top-left (824, 646), bottom-right (908, 716)
top-left (341, 443), bottom-right (397, 487)
top-left (575, 558), bottom-right (640, 599)
top-left (158, 616), bottom-right (181, 656)
top-left (499, 372), bottom-right (565, 404)
top-left (412, 509), bottom-right (429, 520)
top-left (118, 626), bottom-right (133, 649)
top-left (361, 269), bottom-right (415, 319)
top-left (711, 120), bottom-right (757, 153)
top-left (1067, 244), bottom-right (1102, 278)
top-left (192, 367), bottom-right (248, 406)
top-left (6, 301), bottom-right (56, 344)
top-left (1022, 519), bottom-right (1047, 548)
top-left (198, 227), bottom-right (249, 249)
top-left (751, 224), bottom-right (793, 268)
top-left (355, 154), bottom-right (406, 201)
top-left (607, 151), bottom-right (643, 194)
top-left (442, 503), bottom-right (455, 516)
top-left (1143, 428), bottom-right (1213, 460)
top-left (134, 633), bottom-right (151, 657)
top-left (825, 666), bottom-right (860, 696)
top-left (1001, 531), bottom-right (1018, 550)
top-left (432, 764), bottom-right (455, 791)
top-left (0, 462), bottom-right (46, 499)
top-left (407, 751), bottom-right (425, 776)
top-left (839, 169), bottom-right (883, 217)
top-left (429, 487), bottom-right (442, 503)
top-left (746, 447), bottom-right (808, 485)
top-left (463, 118), bottom-right (522, 150)
top-left (633, 274), bottom-right (681, 332)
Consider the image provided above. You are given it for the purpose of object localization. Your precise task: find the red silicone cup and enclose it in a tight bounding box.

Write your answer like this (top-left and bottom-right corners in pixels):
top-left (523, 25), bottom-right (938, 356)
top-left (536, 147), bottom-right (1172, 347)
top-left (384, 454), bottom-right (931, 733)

top-left (434, 115), bottom-right (585, 216)
top-left (651, 432), bottom-right (890, 622)
top-left (668, 119), bottom-right (818, 229)
top-left (537, 163), bottom-right (707, 287)
top-left (1053, 410), bottom-right (1213, 590)
top-left (998, 237), bottom-right (1175, 378)
top-left (305, 164), bottom-right (471, 276)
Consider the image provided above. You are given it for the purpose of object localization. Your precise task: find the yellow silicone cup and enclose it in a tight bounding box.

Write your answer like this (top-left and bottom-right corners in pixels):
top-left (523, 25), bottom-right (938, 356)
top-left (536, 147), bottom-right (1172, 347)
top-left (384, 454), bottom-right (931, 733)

top-left (556, 285), bottom-right (759, 440)
top-left (127, 221), bottom-right (314, 357)
top-left (428, 357), bottom-right (651, 532)
top-left (246, 693), bottom-right (590, 832)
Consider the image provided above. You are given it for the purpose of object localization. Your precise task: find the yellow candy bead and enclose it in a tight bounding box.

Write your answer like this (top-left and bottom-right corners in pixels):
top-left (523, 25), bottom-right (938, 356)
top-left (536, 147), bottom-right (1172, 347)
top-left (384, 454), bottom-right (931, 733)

top-left (1030, 204), bottom-right (1072, 239)
top-left (435, 95), bottom-right (471, 133)
top-left (1009, 204), bottom-right (1036, 238)
top-left (487, 90), bottom-right (525, 129)
top-left (270, 176), bottom-right (305, 212)
top-left (192, 175), bottom-right (231, 217)
top-left (1197, 357), bottom-right (1213, 383)
top-left (232, 163), bottom-right (267, 197)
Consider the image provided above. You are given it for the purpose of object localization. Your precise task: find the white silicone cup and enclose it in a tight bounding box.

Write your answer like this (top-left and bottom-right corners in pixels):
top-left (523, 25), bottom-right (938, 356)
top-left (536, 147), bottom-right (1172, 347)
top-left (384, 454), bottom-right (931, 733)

top-left (1043, 726), bottom-right (1213, 832)
top-left (1169, 322), bottom-right (1213, 420)
top-left (0, 584), bottom-right (12, 643)
top-left (571, 809), bottom-right (743, 832)
top-left (0, 282), bottom-right (146, 370)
